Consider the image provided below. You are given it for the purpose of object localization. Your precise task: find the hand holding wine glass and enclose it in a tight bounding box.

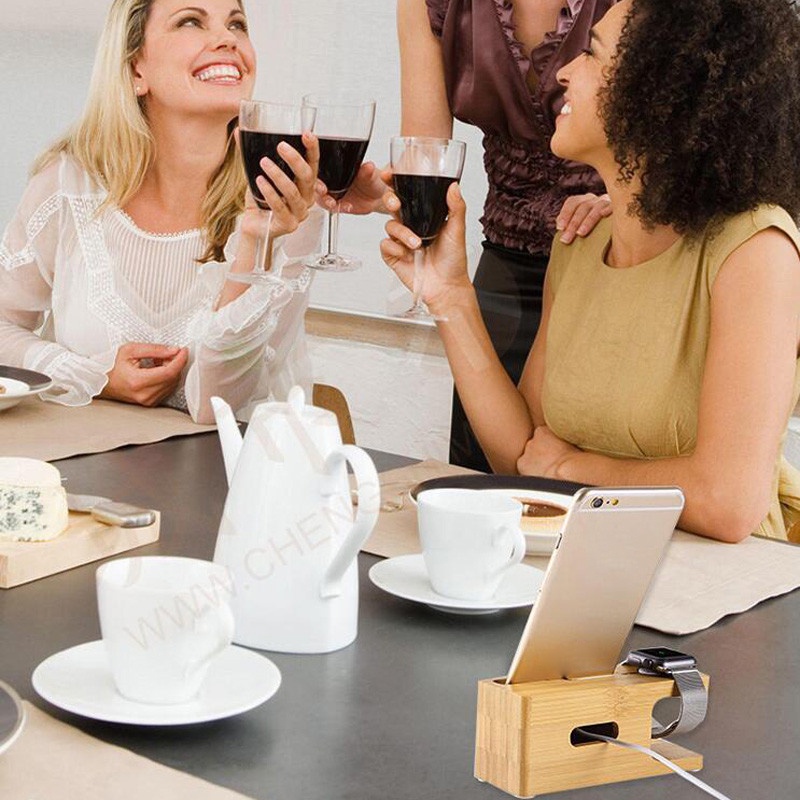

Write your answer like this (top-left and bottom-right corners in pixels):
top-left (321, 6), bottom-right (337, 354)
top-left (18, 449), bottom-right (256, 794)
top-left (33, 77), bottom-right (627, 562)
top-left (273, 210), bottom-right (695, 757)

top-left (303, 93), bottom-right (376, 271)
top-left (386, 136), bottom-right (467, 319)
top-left (238, 131), bottom-right (319, 246)
top-left (381, 180), bottom-right (473, 317)
top-left (232, 100), bottom-right (317, 287)
top-left (315, 161), bottom-right (392, 215)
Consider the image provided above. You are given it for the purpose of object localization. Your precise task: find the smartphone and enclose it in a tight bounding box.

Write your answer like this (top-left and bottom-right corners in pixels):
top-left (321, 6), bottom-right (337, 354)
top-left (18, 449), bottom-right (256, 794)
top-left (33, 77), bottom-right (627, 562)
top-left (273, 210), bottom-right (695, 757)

top-left (506, 486), bottom-right (684, 684)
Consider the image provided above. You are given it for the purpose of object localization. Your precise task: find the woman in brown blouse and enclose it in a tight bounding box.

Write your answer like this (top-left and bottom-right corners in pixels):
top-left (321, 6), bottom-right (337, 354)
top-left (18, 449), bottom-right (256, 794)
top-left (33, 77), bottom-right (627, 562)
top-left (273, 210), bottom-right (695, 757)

top-left (321, 0), bottom-right (615, 470)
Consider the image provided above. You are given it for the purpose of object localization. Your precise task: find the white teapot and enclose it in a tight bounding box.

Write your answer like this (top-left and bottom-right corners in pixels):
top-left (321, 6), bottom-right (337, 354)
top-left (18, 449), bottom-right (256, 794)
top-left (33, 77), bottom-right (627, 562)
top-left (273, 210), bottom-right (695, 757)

top-left (211, 386), bottom-right (379, 653)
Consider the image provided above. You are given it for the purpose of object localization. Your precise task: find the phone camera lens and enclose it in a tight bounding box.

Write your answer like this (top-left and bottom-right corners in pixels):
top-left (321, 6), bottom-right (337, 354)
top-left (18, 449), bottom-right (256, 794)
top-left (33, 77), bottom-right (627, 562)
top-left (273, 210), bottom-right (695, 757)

top-left (591, 497), bottom-right (603, 508)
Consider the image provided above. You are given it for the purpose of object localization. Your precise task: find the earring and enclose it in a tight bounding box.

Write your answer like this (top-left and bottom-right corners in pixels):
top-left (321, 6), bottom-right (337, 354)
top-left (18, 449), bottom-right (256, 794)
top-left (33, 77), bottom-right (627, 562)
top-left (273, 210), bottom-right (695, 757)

top-left (134, 84), bottom-right (143, 96)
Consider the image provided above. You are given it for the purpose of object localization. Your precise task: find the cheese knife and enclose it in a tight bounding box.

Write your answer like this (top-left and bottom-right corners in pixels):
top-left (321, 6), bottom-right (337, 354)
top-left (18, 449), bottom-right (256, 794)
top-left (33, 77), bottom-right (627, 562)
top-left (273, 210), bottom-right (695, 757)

top-left (66, 493), bottom-right (156, 528)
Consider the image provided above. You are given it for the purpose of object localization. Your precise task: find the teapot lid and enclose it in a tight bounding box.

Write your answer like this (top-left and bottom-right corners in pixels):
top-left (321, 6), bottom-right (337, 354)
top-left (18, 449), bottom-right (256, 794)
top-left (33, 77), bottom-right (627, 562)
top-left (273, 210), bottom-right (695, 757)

top-left (252, 385), bottom-right (337, 427)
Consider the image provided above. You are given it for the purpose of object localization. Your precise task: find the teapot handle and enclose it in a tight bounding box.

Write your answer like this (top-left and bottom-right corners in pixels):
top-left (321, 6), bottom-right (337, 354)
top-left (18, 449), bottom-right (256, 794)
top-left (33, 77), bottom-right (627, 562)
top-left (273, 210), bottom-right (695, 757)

top-left (319, 445), bottom-right (380, 599)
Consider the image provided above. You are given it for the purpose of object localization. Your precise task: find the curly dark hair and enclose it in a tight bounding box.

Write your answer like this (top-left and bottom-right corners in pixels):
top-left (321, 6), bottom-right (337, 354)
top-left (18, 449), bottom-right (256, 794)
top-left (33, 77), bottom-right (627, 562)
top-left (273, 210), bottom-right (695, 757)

top-left (601, 0), bottom-right (800, 234)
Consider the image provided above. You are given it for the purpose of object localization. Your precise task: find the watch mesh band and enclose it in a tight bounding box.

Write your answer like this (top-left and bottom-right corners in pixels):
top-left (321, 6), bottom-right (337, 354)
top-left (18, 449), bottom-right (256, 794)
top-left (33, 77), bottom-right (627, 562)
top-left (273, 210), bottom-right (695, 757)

top-left (650, 668), bottom-right (708, 738)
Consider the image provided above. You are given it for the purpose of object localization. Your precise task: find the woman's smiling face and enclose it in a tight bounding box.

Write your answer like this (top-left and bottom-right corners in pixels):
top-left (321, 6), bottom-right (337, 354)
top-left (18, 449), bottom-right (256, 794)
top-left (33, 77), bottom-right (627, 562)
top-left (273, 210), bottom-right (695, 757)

top-left (550, 0), bottom-right (631, 170)
top-left (132, 0), bottom-right (256, 120)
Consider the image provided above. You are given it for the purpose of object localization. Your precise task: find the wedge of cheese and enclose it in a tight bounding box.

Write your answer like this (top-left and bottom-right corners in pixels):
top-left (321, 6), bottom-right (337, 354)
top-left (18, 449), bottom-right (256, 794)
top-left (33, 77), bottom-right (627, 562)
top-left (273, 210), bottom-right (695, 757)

top-left (0, 458), bottom-right (69, 541)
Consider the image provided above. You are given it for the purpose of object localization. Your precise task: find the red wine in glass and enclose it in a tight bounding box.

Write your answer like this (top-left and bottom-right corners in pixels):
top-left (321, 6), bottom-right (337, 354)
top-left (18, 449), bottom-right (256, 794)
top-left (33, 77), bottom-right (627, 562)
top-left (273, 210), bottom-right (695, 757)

top-left (389, 137), bottom-right (467, 320)
top-left (392, 174), bottom-right (455, 243)
top-left (240, 131), bottom-right (306, 208)
top-left (302, 94), bottom-right (376, 272)
top-left (317, 137), bottom-right (370, 200)
top-left (233, 100), bottom-right (315, 285)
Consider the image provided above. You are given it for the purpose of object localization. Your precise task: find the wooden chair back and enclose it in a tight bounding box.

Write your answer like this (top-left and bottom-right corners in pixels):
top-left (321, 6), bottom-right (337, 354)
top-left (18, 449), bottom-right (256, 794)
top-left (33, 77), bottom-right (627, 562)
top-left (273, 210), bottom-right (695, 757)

top-left (312, 383), bottom-right (356, 445)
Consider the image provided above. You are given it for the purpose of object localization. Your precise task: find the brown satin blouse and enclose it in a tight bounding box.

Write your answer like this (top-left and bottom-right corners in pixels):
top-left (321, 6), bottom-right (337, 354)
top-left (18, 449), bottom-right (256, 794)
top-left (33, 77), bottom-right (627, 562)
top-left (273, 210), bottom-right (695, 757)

top-left (426, 0), bottom-right (613, 255)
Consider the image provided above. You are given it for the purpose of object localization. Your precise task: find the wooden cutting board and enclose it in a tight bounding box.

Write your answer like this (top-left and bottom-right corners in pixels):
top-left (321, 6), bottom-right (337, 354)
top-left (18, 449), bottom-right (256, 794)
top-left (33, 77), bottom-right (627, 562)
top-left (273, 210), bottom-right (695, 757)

top-left (0, 511), bottom-right (160, 588)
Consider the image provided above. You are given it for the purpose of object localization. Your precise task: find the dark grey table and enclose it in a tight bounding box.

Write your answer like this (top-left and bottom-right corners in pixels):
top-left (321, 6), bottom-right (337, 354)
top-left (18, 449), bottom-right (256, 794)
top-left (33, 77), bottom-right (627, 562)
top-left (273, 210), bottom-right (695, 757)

top-left (1, 433), bottom-right (798, 799)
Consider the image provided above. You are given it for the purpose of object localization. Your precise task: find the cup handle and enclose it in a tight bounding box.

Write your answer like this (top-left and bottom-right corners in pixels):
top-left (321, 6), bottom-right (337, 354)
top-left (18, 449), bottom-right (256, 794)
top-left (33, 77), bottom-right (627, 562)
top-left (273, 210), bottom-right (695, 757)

top-left (185, 602), bottom-right (235, 682)
top-left (319, 444), bottom-right (380, 598)
top-left (490, 524), bottom-right (527, 580)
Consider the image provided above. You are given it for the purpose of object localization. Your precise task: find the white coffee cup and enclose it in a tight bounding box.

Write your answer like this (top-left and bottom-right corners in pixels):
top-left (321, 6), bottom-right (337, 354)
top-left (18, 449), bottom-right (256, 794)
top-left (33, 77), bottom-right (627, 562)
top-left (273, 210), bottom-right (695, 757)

top-left (417, 489), bottom-right (527, 601)
top-left (96, 556), bottom-right (235, 705)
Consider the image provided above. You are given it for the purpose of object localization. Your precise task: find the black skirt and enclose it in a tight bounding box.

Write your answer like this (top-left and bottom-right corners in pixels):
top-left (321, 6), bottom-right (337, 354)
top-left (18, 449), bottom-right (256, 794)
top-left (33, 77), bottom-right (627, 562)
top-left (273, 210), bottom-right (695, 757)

top-left (449, 241), bottom-right (548, 471)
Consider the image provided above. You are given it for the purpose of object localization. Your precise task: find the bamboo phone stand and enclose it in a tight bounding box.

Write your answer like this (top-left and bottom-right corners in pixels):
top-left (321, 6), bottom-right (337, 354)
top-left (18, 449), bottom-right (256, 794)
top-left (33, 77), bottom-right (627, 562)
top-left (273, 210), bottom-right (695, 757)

top-left (474, 667), bottom-right (709, 797)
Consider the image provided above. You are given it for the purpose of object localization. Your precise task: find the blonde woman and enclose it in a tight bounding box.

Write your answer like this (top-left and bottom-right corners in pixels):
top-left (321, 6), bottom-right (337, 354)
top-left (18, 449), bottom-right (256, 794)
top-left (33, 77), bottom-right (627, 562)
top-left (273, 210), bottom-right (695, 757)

top-left (0, 0), bottom-right (322, 423)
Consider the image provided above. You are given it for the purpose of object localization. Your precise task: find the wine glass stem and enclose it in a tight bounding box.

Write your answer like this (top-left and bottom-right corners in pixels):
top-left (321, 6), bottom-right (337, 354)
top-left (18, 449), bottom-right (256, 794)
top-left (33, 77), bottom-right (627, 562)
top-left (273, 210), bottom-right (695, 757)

top-left (254, 209), bottom-right (279, 277)
top-left (326, 202), bottom-right (341, 257)
top-left (411, 247), bottom-right (426, 312)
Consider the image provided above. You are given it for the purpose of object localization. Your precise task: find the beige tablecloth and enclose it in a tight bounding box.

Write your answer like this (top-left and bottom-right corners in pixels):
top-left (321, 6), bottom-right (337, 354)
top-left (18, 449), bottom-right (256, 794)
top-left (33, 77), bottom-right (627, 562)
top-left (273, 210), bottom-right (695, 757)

top-left (368, 460), bottom-right (800, 635)
top-left (0, 702), bottom-right (254, 799)
top-left (0, 398), bottom-right (214, 461)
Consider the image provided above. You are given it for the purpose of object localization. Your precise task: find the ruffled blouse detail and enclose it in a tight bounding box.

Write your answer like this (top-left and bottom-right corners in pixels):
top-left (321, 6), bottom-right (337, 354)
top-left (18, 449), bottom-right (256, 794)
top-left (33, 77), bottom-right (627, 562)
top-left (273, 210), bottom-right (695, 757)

top-left (0, 155), bottom-right (322, 422)
top-left (492, 0), bottom-right (533, 85)
top-left (425, 0), bottom-right (447, 37)
top-left (481, 134), bottom-right (603, 253)
top-left (529, 0), bottom-right (584, 78)
top-left (426, 0), bottom-right (613, 255)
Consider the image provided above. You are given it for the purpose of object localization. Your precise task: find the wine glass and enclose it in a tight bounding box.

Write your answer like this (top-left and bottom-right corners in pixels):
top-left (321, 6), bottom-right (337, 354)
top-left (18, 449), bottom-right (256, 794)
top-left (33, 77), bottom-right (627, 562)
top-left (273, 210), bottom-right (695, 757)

top-left (390, 136), bottom-right (467, 320)
top-left (302, 93), bottom-right (376, 272)
top-left (233, 99), bottom-right (316, 286)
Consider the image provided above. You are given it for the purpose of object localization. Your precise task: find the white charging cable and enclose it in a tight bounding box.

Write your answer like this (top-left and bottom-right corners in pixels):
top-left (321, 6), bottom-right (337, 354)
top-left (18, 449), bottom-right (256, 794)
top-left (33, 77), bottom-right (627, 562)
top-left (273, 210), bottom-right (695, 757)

top-left (576, 729), bottom-right (732, 800)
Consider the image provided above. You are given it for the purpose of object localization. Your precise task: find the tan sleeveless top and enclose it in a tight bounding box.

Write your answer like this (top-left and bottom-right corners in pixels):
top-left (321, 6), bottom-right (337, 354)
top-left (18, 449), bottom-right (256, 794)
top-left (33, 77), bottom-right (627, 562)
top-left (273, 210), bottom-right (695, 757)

top-left (542, 205), bottom-right (800, 540)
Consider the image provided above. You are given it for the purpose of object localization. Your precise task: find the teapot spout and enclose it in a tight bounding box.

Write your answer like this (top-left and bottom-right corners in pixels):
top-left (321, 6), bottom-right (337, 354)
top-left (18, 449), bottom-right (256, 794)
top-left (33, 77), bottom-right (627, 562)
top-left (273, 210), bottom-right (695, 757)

top-left (211, 396), bottom-right (242, 486)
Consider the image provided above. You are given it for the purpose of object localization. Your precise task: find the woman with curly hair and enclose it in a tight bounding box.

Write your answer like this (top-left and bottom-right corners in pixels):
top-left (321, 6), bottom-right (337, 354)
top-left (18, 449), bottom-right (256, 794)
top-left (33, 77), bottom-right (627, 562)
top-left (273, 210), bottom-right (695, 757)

top-left (0, 0), bottom-right (322, 423)
top-left (381, 0), bottom-right (800, 542)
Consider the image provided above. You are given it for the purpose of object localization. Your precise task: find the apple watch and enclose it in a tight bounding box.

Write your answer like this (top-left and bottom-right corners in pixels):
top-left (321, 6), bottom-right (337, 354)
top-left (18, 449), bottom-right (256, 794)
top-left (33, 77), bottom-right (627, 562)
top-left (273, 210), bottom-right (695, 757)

top-left (622, 647), bottom-right (708, 738)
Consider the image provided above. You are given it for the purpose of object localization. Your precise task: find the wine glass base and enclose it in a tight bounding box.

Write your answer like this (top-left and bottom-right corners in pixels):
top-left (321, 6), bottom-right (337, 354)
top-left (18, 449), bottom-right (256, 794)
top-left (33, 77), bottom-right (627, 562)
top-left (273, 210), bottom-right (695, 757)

top-left (226, 271), bottom-right (287, 288)
top-left (392, 303), bottom-right (445, 323)
top-left (305, 253), bottom-right (362, 272)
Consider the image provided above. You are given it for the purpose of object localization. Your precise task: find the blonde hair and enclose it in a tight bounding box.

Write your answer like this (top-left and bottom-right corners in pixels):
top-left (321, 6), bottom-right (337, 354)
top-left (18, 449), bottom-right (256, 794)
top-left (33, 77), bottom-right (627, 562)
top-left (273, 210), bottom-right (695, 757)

top-left (33, 0), bottom-right (246, 263)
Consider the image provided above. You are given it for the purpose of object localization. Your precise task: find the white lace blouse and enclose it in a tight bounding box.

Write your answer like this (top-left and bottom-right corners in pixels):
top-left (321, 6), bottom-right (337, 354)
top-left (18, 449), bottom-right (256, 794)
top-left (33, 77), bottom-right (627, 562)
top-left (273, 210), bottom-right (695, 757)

top-left (0, 155), bottom-right (323, 423)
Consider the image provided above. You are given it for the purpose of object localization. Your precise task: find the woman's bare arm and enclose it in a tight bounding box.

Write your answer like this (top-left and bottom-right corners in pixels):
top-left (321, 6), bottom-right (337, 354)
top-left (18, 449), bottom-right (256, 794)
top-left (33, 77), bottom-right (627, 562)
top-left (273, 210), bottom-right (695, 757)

top-left (382, 184), bottom-right (537, 472)
top-left (397, 0), bottom-right (453, 137)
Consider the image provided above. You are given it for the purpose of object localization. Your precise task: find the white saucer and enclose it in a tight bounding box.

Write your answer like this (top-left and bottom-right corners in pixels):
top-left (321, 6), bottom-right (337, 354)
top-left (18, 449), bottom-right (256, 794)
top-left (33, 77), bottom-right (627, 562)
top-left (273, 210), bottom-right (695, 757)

top-left (32, 641), bottom-right (281, 725)
top-left (369, 554), bottom-right (543, 614)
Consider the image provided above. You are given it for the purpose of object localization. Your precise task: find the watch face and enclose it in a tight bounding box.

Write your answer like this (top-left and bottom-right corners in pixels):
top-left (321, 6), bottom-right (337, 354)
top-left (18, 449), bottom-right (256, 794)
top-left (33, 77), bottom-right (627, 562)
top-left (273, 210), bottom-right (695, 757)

top-left (630, 647), bottom-right (696, 670)
top-left (637, 647), bottom-right (690, 660)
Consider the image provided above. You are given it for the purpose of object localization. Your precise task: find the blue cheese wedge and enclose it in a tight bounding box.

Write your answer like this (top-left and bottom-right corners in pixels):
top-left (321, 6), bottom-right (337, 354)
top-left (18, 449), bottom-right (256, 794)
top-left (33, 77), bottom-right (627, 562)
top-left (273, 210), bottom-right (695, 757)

top-left (0, 458), bottom-right (69, 541)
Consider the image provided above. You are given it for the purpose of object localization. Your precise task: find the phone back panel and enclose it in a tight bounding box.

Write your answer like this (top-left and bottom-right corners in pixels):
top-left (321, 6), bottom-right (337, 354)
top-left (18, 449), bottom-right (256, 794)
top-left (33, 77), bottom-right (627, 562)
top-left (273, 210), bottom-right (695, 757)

top-left (506, 486), bottom-right (684, 684)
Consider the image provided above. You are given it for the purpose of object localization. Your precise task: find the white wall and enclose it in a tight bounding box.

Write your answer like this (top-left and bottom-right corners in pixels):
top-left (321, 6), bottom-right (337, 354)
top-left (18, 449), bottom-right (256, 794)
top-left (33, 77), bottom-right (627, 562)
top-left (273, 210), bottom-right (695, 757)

top-left (309, 336), bottom-right (451, 460)
top-left (0, 28), bottom-right (96, 226)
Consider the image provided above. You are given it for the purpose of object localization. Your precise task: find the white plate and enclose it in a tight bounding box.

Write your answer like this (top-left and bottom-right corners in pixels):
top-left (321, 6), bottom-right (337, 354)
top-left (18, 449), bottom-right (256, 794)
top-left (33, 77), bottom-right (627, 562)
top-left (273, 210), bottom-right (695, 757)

top-left (0, 378), bottom-right (32, 411)
top-left (32, 641), bottom-right (281, 725)
top-left (410, 486), bottom-right (574, 556)
top-left (0, 366), bottom-right (53, 411)
top-left (0, 365), bottom-right (52, 391)
top-left (369, 554), bottom-right (544, 615)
